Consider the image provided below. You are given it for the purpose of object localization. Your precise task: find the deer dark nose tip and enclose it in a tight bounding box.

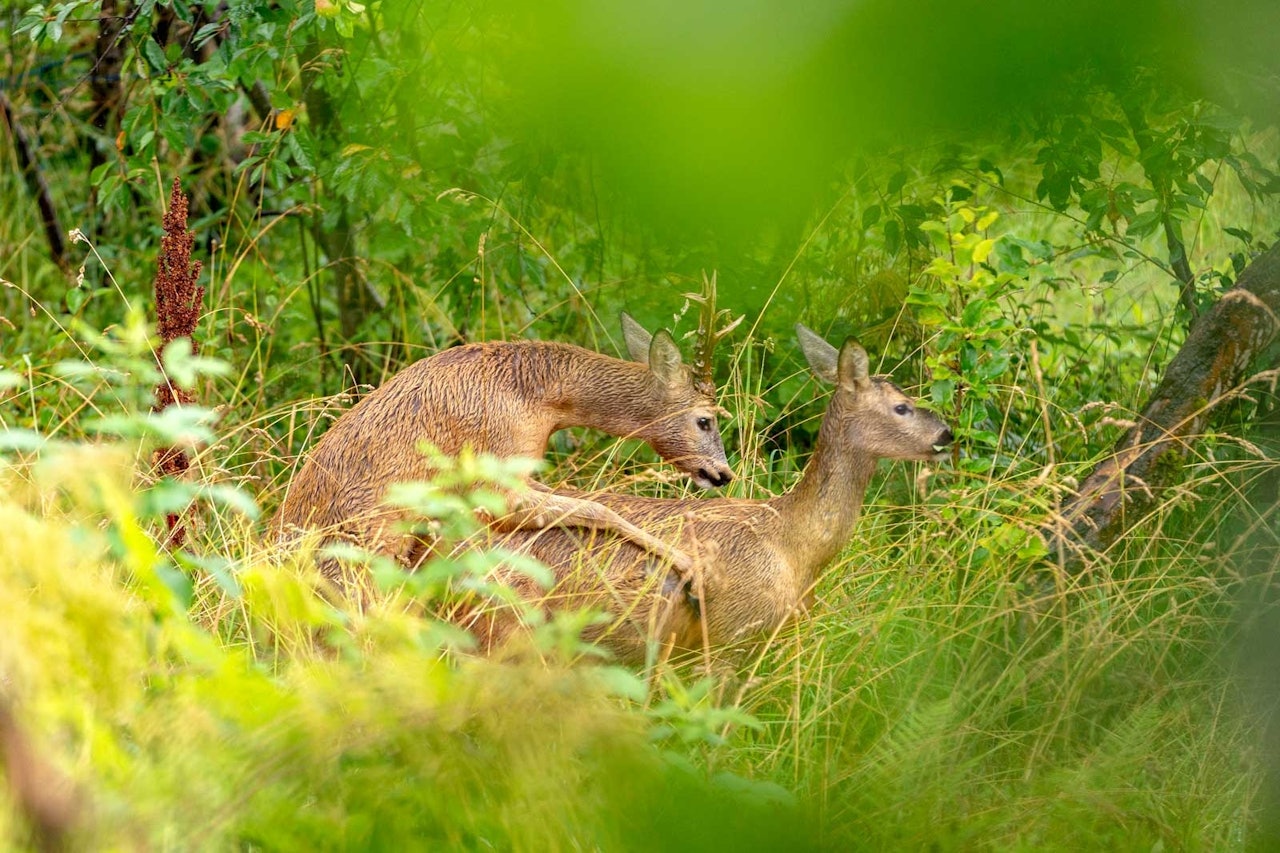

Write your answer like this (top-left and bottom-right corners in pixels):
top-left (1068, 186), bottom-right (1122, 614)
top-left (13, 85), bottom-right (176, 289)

top-left (937, 429), bottom-right (955, 447)
top-left (700, 468), bottom-right (733, 487)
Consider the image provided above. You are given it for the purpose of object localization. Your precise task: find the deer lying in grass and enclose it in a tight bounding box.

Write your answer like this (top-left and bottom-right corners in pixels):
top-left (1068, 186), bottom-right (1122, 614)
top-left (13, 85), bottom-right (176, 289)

top-left (273, 312), bottom-right (735, 577)
top-left (471, 326), bottom-right (954, 665)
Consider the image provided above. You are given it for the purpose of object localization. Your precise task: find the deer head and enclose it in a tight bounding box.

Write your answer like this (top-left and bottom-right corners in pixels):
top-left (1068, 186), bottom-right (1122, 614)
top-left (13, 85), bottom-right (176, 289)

top-left (622, 312), bottom-right (734, 488)
top-left (796, 324), bottom-right (954, 462)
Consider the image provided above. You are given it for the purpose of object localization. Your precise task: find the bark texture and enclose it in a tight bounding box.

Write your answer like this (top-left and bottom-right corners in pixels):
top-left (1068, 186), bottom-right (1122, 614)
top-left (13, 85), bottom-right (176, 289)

top-left (0, 92), bottom-right (68, 272)
top-left (1049, 241), bottom-right (1280, 566)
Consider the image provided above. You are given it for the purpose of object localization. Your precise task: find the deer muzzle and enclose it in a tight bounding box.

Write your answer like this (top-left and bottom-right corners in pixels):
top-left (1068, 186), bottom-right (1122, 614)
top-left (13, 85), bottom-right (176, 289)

top-left (931, 427), bottom-right (955, 460)
top-left (694, 464), bottom-right (734, 489)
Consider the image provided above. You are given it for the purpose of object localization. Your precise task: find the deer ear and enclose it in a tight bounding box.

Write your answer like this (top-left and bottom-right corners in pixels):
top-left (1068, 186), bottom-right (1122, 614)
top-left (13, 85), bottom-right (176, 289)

top-left (796, 323), bottom-right (839, 385)
top-left (621, 312), bottom-right (653, 364)
top-left (837, 339), bottom-right (871, 391)
top-left (648, 329), bottom-right (686, 388)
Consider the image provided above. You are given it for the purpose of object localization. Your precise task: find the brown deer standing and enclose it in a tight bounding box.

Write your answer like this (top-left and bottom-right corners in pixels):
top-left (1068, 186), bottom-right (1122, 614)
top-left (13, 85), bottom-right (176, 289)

top-left (471, 326), bottom-right (954, 665)
top-left (273, 311), bottom-right (736, 576)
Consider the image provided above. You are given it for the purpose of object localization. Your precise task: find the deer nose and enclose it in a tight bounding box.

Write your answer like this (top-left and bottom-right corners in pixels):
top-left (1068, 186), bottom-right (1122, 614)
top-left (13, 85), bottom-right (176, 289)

top-left (936, 428), bottom-right (955, 447)
top-left (700, 467), bottom-right (733, 487)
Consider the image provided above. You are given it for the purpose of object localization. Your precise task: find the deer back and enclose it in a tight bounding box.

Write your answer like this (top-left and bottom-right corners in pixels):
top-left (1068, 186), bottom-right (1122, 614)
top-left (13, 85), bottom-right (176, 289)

top-left (274, 320), bottom-right (735, 565)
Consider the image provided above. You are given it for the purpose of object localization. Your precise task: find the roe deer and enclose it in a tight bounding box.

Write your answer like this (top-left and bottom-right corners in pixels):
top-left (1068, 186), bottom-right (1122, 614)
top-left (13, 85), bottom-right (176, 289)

top-left (471, 326), bottom-right (954, 665)
top-left (273, 311), bottom-right (736, 576)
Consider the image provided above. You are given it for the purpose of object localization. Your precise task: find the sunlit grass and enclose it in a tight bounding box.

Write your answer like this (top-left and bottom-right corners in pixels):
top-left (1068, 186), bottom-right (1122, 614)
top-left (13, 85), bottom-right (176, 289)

top-left (1, 109), bottom-right (1275, 850)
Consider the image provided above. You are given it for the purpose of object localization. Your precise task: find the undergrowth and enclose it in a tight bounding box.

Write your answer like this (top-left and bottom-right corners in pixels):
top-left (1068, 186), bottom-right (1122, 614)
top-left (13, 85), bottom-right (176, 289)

top-left (2, 121), bottom-right (1277, 850)
top-left (0, 280), bottom-right (1268, 848)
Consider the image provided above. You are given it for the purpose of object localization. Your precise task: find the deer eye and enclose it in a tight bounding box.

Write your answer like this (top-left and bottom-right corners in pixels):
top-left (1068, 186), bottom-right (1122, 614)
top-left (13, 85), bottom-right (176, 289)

top-left (893, 403), bottom-right (911, 416)
top-left (696, 417), bottom-right (713, 431)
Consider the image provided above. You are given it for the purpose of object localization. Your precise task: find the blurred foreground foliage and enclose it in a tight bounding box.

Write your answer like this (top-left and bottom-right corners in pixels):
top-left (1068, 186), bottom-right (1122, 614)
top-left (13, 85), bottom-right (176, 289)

top-left (0, 326), bottom-right (809, 848)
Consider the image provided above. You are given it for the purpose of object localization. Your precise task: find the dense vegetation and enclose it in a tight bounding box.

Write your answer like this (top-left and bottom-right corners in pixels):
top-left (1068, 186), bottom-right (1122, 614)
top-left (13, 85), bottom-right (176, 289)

top-left (3, 1), bottom-right (1280, 848)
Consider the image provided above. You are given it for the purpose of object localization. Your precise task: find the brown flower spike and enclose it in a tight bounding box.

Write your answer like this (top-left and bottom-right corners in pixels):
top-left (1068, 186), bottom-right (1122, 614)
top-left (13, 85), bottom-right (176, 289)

top-left (152, 178), bottom-right (205, 547)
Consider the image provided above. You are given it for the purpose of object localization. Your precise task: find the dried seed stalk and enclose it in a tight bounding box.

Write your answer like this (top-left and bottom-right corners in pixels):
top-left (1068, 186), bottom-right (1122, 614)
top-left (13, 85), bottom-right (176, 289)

top-left (152, 178), bottom-right (205, 547)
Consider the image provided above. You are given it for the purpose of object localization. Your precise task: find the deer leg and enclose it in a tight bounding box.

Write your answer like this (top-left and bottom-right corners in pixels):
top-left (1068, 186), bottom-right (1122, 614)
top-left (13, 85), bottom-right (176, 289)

top-left (499, 490), bottom-right (696, 576)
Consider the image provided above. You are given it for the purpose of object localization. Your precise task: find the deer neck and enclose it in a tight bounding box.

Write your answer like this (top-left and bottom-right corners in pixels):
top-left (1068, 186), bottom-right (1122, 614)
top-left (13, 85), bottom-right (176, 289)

top-left (545, 348), bottom-right (661, 439)
top-left (768, 410), bottom-right (877, 590)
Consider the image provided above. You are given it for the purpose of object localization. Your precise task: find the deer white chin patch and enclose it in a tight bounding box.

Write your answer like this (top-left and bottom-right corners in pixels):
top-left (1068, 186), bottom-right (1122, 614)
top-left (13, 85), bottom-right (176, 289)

top-left (931, 446), bottom-right (952, 461)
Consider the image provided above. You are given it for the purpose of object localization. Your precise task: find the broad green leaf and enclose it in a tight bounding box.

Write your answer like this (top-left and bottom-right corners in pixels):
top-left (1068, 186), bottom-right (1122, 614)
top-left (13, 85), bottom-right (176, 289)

top-left (972, 238), bottom-right (995, 264)
top-left (142, 36), bottom-right (168, 72)
top-left (1126, 209), bottom-right (1163, 238)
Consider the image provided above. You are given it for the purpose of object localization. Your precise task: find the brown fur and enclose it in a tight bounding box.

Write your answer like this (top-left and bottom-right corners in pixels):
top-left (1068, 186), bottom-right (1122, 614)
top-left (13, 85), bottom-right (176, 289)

top-left (274, 319), bottom-right (733, 573)
top-left (472, 328), bottom-right (954, 666)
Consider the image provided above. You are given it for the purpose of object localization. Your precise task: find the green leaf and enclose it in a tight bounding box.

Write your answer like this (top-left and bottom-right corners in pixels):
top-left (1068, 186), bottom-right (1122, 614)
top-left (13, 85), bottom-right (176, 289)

top-left (961, 297), bottom-right (997, 328)
top-left (143, 36), bottom-right (168, 72)
top-left (90, 406), bottom-right (218, 446)
top-left (593, 666), bottom-right (648, 702)
top-left (883, 219), bottom-right (901, 254)
top-left (177, 552), bottom-right (243, 598)
top-left (1017, 533), bottom-right (1049, 562)
top-left (162, 340), bottom-right (232, 389)
top-left (285, 128), bottom-right (315, 172)
top-left (0, 429), bottom-right (45, 452)
top-left (89, 161), bottom-right (114, 185)
top-left (65, 286), bottom-right (86, 313)
top-left (142, 479), bottom-right (197, 516)
top-left (972, 238), bottom-right (995, 264)
top-left (1126, 210), bottom-right (1163, 238)
top-left (490, 550), bottom-right (554, 590)
top-left (200, 484), bottom-right (261, 520)
top-left (155, 562), bottom-right (195, 610)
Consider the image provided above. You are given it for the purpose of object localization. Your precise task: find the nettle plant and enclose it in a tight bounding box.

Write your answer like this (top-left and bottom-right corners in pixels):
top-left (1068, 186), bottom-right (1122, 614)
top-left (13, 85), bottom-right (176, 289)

top-left (0, 309), bottom-right (249, 605)
top-left (324, 447), bottom-right (616, 661)
top-left (905, 192), bottom-right (1020, 472)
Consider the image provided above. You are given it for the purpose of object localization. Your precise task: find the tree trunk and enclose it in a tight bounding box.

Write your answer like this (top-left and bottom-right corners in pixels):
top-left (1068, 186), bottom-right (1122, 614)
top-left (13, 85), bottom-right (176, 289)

top-left (0, 93), bottom-right (68, 273)
top-left (299, 36), bottom-right (382, 388)
top-left (1048, 241), bottom-right (1280, 567)
top-left (88, 0), bottom-right (128, 238)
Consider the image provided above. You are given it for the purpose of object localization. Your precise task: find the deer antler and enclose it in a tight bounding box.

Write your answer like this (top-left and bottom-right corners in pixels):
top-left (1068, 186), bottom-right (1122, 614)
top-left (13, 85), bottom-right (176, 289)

top-left (684, 271), bottom-right (744, 397)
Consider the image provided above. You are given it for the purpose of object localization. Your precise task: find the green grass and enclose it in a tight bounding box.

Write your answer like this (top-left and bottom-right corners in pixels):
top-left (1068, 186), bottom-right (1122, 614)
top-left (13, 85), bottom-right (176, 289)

top-left (1, 109), bottom-right (1275, 850)
top-left (2, 322), bottom-right (1262, 848)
